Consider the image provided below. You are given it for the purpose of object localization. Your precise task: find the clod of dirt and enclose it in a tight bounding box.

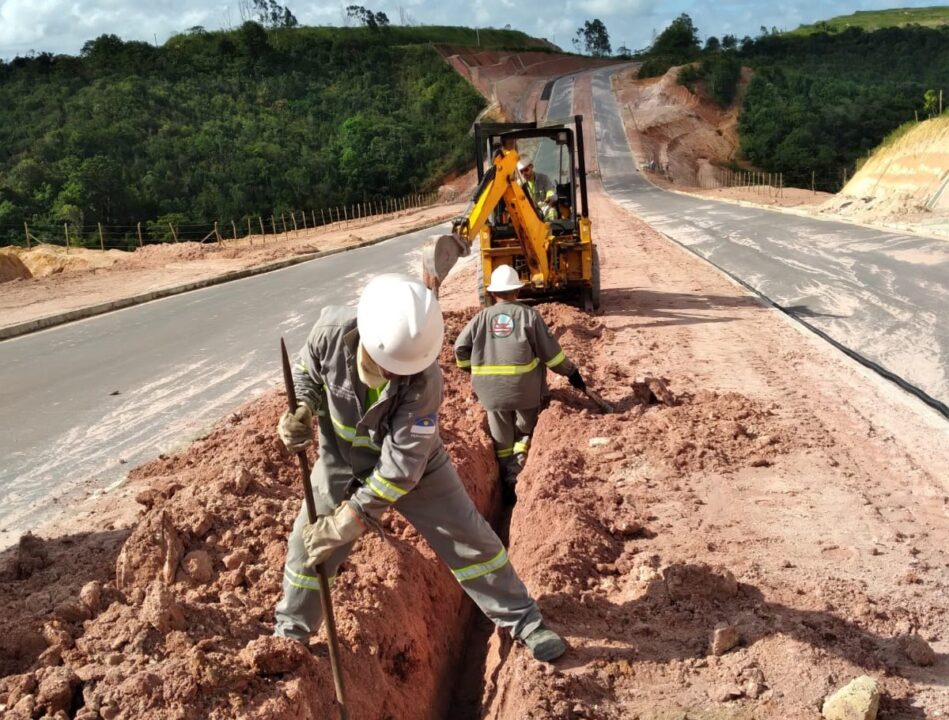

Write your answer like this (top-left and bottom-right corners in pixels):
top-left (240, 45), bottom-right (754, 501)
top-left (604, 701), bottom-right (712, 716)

top-left (710, 623), bottom-right (741, 655)
top-left (899, 633), bottom-right (935, 666)
top-left (663, 563), bottom-right (738, 603)
top-left (15, 532), bottom-right (50, 578)
top-left (821, 675), bottom-right (880, 720)
top-left (232, 466), bottom-right (253, 496)
top-left (79, 581), bottom-right (103, 613)
top-left (182, 550), bottom-right (213, 584)
top-left (35, 666), bottom-right (80, 715)
top-left (140, 581), bottom-right (186, 635)
top-left (115, 510), bottom-right (183, 590)
top-left (240, 636), bottom-right (310, 675)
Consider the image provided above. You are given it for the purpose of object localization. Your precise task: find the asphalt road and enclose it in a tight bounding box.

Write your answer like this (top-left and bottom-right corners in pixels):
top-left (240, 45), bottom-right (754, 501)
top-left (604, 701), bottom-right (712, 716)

top-left (0, 224), bottom-right (443, 544)
top-left (574, 67), bottom-right (949, 412)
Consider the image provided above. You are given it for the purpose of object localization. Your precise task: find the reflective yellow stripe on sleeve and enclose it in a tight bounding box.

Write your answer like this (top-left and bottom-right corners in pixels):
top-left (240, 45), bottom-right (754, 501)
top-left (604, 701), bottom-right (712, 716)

top-left (366, 471), bottom-right (407, 503)
top-left (330, 415), bottom-right (380, 452)
top-left (513, 440), bottom-right (530, 454)
top-left (495, 447), bottom-right (514, 458)
top-left (456, 358), bottom-right (472, 368)
top-left (544, 351), bottom-right (566, 368)
top-left (471, 358), bottom-right (540, 376)
top-left (451, 548), bottom-right (510, 583)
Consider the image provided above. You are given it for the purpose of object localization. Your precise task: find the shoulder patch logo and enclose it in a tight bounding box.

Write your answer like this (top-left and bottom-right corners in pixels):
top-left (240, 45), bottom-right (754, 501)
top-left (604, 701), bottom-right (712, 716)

top-left (491, 313), bottom-right (515, 338)
top-left (410, 413), bottom-right (438, 436)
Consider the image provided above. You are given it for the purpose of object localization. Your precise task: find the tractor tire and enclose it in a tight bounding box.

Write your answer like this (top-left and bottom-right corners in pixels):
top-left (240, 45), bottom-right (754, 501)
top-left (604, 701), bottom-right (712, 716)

top-left (591, 246), bottom-right (601, 310)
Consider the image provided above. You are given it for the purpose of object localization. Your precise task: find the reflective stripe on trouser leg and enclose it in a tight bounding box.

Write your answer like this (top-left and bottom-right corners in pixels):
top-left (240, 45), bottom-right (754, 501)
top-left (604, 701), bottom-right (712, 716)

top-left (486, 410), bottom-right (516, 472)
top-left (395, 457), bottom-right (543, 641)
top-left (274, 464), bottom-right (354, 641)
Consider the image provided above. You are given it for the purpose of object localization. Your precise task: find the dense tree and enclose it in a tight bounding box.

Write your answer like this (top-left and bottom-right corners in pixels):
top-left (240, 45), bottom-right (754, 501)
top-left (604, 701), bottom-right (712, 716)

top-left (652, 14), bottom-right (700, 55)
top-left (346, 6), bottom-right (390, 29)
top-left (573, 19), bottom-right (611, 57)
top-left (0, 27), bottom-right (489, 246)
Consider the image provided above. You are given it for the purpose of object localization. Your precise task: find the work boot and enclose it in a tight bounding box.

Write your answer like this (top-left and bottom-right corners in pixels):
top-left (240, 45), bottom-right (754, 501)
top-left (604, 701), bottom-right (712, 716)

top-left (523, 624), bottom-right (567, 662)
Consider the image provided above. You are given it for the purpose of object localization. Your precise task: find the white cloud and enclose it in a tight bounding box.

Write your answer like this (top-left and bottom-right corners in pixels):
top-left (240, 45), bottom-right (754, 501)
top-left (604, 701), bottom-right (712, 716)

top-left (0, 0), bottom-right (943, 60)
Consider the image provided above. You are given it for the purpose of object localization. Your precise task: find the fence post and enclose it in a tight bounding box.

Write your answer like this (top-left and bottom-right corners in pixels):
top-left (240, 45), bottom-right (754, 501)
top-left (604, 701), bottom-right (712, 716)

top-left (321, 209), bottom-right (326, 227)
top-left (291, 212), bottom-right (298, 235)
top-left (137, 222), bottom-right (143, 248)
top-left (811, 171), bottom-right (815, 195)
top-left (98, 222), bottom-right (105, 251)
top-left (301, 211), bottom-right (307, 231)
top-left (280, 213), bottom-right (287, 236)
top-left (214, 221), bottom-right (222, 246)
top-left (247, 217), bottom-right (252, 241)
top-left (312, 210), bottom-right (317, 229)
top-left (271, 215), bottom-right (277, 237)
top-left (259, 216), bottom-right (266, 242)
top-left (231, 220), bottom-right (238, 242)
top-left (64, 223), bottom-right (69, 254)
top-left (344, 205), bottom-right (349, 224)
top-left (24, 221), bottom-right (31, 249)
top-left (169, 223), bottom-right (179, 242)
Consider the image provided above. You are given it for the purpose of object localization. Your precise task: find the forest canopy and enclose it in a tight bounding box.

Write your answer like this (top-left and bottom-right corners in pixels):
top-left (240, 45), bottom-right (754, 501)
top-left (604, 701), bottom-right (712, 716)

top-left (0, 24), bottom-right (520, 246)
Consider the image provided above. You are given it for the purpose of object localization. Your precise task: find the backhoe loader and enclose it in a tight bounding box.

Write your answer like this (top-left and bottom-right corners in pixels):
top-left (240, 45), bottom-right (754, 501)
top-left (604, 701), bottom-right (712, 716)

top-left (423, 116), bottom-right (600, 310)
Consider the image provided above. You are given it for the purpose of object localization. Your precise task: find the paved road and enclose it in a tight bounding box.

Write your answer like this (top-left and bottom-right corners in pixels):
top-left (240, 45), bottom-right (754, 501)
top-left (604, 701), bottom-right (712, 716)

top-left (0, 224), bottom-right (443, 545)
top-left (565, 67), bottom-right (948, 412)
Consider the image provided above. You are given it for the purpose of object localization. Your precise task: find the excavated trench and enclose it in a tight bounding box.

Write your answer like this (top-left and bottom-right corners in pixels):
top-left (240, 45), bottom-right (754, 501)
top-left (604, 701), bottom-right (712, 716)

top-left (0, 303), bottom-right (828, 720)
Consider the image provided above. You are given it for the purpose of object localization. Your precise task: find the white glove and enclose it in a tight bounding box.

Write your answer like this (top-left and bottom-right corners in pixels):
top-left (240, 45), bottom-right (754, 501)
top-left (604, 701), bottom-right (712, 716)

top-left (277, 403), bottom-right (313, 451)
top-left (302, 502), bottom-right (365, 566)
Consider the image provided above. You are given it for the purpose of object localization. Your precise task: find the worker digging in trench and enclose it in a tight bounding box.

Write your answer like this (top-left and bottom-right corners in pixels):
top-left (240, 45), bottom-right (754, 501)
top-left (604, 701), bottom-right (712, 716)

top-left (273, 273), bottom-right (567, 662)
top-left (454, 264), bottom-right (588, 503)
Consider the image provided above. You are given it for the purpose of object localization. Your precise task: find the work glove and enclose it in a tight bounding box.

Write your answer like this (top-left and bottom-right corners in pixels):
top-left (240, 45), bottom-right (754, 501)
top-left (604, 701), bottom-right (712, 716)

top-left (567, 369), bottom-right (586, 391)
top-left (277, 402), bottom-right (313, 451)
top-left (302, 502), bottom-right (365, 566)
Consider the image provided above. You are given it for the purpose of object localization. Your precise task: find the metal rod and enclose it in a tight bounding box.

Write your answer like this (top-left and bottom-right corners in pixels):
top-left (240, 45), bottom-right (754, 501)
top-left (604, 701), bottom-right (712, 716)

top-left (280, 339), bottom-right (349, 720)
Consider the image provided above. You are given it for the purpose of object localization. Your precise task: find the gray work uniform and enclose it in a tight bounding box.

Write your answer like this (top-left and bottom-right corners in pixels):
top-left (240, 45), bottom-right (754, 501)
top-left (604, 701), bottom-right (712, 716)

top-left (453, 301), bottom-right (576, 482)
top-left (274, 306), bottom-right (543, 642)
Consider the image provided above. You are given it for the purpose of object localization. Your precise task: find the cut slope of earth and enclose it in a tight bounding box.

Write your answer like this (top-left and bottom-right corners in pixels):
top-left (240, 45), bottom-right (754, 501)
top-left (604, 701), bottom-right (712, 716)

top-left (819, 116), bottom-right (949, 236)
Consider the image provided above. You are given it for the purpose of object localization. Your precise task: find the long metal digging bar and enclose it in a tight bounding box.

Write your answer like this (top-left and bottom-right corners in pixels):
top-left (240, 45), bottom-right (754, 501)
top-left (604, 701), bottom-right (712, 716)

top-left (280, 339), bottom-right (350, 720)
top-left (582, 386), bottom-right (615, 414)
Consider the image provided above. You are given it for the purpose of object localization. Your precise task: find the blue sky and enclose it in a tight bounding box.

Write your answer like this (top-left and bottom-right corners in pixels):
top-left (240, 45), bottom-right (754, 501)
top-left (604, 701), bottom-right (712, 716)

top-left (0, 0), bottom-right (943, 59)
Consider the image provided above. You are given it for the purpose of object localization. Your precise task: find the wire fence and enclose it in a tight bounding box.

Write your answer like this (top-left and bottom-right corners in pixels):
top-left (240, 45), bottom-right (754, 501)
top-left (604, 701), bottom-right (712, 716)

top-left (3, 191), bottom-right (446, 252)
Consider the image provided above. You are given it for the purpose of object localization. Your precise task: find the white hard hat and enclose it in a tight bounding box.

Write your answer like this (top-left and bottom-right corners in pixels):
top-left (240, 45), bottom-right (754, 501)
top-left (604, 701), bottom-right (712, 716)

top-left (517, 156), bottom-right (533, 171)
top-left (486, 264), bottom-right (525, 293)
top-left (357, 274), bottom-right (444, 375)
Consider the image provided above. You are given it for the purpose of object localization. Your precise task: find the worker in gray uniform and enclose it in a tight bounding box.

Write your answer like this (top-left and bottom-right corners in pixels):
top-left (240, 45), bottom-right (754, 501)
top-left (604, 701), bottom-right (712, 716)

top-left (273, 273), bottom-right (566, 662)
top-left (454, 265), bottom-right (587, 500)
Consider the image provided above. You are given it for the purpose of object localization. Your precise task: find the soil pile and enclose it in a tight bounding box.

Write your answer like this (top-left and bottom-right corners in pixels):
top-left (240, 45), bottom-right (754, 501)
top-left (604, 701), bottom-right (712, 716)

top-left (0, 321), bottom-right (498, 720)
top-left (0, 249), bottom-right (31, 282)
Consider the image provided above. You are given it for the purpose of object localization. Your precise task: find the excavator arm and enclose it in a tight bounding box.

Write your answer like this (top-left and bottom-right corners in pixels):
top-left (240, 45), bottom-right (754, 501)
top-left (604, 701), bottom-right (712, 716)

top-left (423, 147), bottom-right (551, 289)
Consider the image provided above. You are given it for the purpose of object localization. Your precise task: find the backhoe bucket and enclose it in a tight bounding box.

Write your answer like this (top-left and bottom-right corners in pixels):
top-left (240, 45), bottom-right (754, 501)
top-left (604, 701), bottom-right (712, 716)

top-left (422, 233), bottom-right (468, 295)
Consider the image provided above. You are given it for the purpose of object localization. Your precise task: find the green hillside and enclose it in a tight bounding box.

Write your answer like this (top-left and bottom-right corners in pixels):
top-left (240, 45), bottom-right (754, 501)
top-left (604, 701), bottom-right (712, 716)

top-left (638, 13), bottom-right (949, 192)
top-left (789, 6), bottom-right (949, 35)
top-left (0, 25), bottom-right (549, 247)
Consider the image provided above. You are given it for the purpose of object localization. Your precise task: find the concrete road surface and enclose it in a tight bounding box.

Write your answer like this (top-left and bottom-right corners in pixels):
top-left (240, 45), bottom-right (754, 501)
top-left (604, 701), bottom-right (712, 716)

top-left (0, 224), bottom-right (445, 546)
top-left (572, 67), bottom-right (949, 413)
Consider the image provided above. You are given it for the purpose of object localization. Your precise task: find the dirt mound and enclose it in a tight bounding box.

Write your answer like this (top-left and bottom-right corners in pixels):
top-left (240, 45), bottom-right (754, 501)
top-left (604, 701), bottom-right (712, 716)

top-left (0, 249), bottom-right (31, 282)
top-left (14, 244), bottom-right (127, 278)
top-left (0, 329), bottom-right (498, 718)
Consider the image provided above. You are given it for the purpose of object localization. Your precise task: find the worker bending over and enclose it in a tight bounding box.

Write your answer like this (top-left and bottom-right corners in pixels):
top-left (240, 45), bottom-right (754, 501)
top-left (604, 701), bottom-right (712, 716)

top-left (454, 265), bottom-right (587, 500)
top-left (274, 274), bottom-right (566, 662)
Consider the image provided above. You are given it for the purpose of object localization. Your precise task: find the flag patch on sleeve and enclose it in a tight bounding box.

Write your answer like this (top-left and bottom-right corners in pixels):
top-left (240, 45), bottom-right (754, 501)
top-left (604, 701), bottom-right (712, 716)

top-left (411, 413), bottom-right (438, 436)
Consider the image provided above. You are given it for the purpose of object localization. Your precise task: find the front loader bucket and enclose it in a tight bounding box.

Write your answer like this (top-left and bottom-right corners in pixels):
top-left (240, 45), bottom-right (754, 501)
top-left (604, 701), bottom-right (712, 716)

top-left (422, 234), bottom-right (469, 295)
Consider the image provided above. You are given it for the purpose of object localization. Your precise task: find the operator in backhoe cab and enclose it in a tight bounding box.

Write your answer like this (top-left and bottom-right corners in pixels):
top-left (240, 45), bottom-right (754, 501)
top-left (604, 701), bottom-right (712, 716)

top-left (454, 265), bottom-right (588, 502)
top-left (517, 155), bottom-right (558, 220)
top-left (273, 273), bottom-right (567, 662)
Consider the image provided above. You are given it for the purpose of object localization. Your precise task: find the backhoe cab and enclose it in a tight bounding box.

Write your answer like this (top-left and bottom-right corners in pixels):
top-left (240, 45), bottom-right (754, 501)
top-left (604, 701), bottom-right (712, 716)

top-left (422, 116), bottom-right (600, 311)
